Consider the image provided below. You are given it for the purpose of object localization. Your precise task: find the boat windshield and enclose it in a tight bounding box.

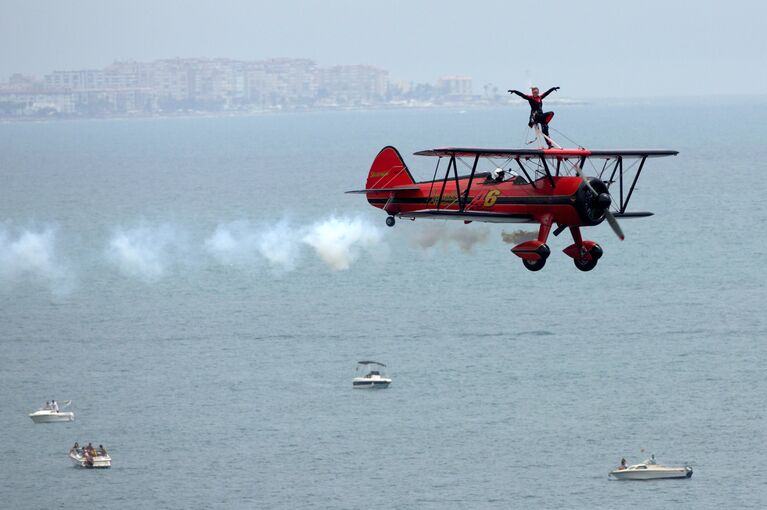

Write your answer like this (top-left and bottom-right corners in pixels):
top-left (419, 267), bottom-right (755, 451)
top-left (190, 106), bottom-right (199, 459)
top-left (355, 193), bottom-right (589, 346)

top-left (356, 361), bottom-right (387, 378)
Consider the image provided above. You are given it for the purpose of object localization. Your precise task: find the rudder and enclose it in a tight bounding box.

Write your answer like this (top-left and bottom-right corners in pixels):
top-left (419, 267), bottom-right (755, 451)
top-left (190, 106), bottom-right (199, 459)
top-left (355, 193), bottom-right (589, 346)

top-left (366, 146), bottom-right (416, 190)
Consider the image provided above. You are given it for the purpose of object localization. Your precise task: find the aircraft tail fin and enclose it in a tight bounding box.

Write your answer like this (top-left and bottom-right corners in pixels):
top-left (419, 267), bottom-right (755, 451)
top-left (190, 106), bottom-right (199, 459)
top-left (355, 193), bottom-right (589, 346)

top-left (365, 146), bottom-right (416, 190)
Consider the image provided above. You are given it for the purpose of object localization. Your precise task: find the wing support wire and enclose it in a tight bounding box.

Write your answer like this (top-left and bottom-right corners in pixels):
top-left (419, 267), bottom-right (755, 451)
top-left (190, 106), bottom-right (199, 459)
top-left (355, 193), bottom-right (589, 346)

top-left (427, 157), bottom-right (441, 198)
top-left (514, 158), bottom-right (537, 189)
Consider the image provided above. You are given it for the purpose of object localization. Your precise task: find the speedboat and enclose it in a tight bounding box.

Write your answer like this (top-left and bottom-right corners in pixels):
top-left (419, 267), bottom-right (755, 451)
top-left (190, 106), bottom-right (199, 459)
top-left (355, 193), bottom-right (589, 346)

top-left (353, 361), bottom-right (391, 389)
top-left (609, 455), bottom-right (692, 480)
top-left (69, 448), bottom-right (111, 468)
top-left (29, 401), bottom-right (75, 423)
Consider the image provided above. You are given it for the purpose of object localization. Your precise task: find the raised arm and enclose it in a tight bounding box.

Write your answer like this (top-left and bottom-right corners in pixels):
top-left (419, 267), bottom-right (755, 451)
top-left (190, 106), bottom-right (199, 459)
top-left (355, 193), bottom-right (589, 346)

top-left (507, 89), bottom-right (529, 99)
top-left (540, 86), bottom-right (560, 99)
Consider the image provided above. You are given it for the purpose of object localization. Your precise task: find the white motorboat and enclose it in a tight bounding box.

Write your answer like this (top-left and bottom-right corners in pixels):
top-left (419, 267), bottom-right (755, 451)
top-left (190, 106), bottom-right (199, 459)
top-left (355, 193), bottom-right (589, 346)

top-left (29, 400), bottom-right (74, 423)
top-left (69, 448), bottom-right (111, 468)
top-left (353, 361), bottom-right (392, 389)
top-left (609, 455), bottom-right (692, 480)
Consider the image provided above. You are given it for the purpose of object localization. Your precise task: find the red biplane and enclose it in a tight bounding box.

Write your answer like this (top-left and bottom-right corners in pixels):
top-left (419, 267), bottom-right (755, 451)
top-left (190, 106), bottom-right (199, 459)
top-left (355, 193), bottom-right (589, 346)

top-left (347, 145), bottom-right (677, 271)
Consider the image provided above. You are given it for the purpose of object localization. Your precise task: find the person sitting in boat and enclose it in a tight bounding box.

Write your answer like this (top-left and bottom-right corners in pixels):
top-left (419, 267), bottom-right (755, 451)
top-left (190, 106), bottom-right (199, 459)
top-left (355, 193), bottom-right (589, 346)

top-left (70, 442), bottom-right (80, 455)
top-left (44, 401), bottom-right (51, 410)
top-left (98, 445), bottom-right (107, 456)
top-left (51, 400), bottom-right (59, 412)
top-left (618, 458), bottom-right (627, 470)
top-left (649, 454), bottom-right (656, 465)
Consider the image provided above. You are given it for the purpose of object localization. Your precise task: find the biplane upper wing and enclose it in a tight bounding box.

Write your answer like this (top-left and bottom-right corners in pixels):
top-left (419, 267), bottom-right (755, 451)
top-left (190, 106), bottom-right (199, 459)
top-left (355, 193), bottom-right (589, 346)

top-left (587, 149), bottom-right (679, 158)
top-left (414, 147), bottom-right (678, 159)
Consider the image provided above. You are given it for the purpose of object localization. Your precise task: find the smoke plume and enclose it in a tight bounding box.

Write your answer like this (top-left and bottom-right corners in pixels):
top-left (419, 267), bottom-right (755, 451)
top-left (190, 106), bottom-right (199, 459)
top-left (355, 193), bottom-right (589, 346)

top-left (411, 223), bottom-right (490, 253)
top-left (205, 219), bottom-right (301, 271)
top-left (302, 216), bottom-right (383, 270)
top-left (501, 229), bottom-right (537, 244)
top-left (0, 225), bottom-right (73, 294)
top-left (106, 224), bottom-right (186, 282)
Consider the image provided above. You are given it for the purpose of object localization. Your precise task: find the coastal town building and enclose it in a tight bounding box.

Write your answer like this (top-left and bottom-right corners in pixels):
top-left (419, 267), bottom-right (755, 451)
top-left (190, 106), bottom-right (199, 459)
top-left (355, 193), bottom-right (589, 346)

top-left (0, 58), bottom-right (497, 118)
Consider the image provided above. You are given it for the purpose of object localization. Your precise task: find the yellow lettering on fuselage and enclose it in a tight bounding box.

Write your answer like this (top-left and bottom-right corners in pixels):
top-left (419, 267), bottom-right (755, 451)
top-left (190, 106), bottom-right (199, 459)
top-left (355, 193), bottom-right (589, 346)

top-left (428, 192), bottom-right (458, 206)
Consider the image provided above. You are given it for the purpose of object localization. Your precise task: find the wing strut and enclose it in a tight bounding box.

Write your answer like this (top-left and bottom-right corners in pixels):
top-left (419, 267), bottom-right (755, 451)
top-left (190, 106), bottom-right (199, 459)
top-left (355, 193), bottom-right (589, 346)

top-left (460, 154), bottom-right (480, 212)
top-left (540, 156), bottom-right (555, 188)
top-left (607, 158), bottom-right (621, 187)
top-left (436, 155), bottom-right (455, 210)
top-left (621, 156), bottom-right (647, 213)
top-left (451, 153), bottom-right (462, 209)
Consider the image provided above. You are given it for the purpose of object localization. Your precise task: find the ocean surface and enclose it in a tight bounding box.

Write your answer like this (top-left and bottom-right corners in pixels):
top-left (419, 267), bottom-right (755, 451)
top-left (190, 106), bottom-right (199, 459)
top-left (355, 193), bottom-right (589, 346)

top-left (1, 99), bottom-right (765, 509)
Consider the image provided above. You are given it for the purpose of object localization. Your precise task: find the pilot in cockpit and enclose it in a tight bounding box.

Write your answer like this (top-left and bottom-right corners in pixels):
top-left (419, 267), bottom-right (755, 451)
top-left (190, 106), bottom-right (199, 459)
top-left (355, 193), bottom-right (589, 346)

top-left (489, 167), bottom-right (505, 183)
top-left (488, 168), bottom-right (527, 185)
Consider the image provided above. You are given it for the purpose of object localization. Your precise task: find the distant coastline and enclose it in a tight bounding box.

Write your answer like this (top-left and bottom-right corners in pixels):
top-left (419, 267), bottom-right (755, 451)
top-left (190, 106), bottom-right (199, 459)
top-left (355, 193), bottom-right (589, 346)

top-left (0, 97), bottom-right (591, 123)
top-left (0, 56), bottom-right (593, 122)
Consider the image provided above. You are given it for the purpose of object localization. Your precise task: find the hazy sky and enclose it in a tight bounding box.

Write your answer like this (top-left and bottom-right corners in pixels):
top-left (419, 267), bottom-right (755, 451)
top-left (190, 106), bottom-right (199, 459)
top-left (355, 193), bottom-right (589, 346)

top-left (1, 0), bottom-right (765, 97)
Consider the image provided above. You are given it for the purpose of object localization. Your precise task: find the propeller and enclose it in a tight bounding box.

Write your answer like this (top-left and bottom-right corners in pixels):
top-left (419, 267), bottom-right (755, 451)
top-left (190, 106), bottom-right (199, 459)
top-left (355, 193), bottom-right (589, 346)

top-left (573, 164), bottom-right (624, 240)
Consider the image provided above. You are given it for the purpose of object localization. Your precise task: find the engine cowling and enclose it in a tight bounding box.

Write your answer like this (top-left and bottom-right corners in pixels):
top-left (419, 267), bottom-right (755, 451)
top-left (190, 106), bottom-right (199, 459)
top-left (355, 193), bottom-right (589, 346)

top-left (574, 177), bottom-right (612, 226)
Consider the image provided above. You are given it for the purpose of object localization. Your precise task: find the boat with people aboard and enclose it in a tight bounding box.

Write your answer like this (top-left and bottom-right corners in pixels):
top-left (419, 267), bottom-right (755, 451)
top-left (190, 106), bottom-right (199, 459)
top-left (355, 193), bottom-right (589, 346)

top-left (29, 400), bottom-right (75, 423)
top-left (353, 361), bottom-right (392, 389)
top-left (69, 442), bottom-right (111, 468)
top-left (609, 454), bottom-right (692, 480)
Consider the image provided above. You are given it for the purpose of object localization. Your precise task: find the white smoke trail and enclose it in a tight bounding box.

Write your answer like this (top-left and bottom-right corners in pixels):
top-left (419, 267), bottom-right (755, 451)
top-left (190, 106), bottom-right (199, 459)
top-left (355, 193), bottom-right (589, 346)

top-left (0, 226), bottom-right (74, 294)
top-left (205, 220), bottom-right (301, 271)
top-left (205, 220), bottom-right (261, 266)
top-left (106, 224), bottom-right (186, 282)
top-left (302, 216), bottom-right (384, 270)
top-left (258, 221), bottom-right (302, 271)
top-left (411, 223), bottom-right (490, 253)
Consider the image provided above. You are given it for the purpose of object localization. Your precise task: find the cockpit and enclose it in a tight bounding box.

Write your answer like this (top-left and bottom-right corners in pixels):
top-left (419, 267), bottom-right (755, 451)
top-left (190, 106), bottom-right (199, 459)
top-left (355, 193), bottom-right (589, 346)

top-left (483, 167), bottom-right (527, 185)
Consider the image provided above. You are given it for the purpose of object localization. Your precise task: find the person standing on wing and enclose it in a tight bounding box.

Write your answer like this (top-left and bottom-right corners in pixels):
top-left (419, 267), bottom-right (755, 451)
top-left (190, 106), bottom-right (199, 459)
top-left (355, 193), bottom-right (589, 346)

top-left (508, 86), bottom-right (560, 147)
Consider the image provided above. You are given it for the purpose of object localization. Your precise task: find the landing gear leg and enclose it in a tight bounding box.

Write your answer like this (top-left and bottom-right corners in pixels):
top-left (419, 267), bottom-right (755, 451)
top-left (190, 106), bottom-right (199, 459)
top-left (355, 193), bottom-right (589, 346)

top-left (519, 214), bottom-right (553, 272)
top-left (385, 216), bottom-right (396, 227)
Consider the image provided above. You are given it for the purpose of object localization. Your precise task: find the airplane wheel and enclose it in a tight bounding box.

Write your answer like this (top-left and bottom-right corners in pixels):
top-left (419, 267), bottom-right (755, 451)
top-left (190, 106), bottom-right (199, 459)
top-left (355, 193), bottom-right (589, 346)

top-left (523, 258), bottom-right (546, 271)
top-left (385, 216), bottom-right (395, 227)
top-left (574, 257), bottom-right (598, 271)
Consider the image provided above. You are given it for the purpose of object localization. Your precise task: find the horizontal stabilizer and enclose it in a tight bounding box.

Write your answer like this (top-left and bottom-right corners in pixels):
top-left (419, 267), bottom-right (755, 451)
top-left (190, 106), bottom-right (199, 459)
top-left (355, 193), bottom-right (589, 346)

top-left (612, 211), bottom-right (654, 218)
top-left (345, 186), bottom-right (421, 194)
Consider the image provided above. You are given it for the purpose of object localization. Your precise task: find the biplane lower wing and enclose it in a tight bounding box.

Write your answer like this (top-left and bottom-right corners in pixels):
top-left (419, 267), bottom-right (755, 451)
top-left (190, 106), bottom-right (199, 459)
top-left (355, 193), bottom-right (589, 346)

top-left (398, 209), bottom-right (535, 223)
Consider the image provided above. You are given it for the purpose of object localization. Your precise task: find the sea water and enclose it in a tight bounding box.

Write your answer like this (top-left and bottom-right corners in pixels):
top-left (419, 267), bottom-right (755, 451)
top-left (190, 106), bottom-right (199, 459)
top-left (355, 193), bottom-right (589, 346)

top-left (0, 99), bottom-right (765, 509)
